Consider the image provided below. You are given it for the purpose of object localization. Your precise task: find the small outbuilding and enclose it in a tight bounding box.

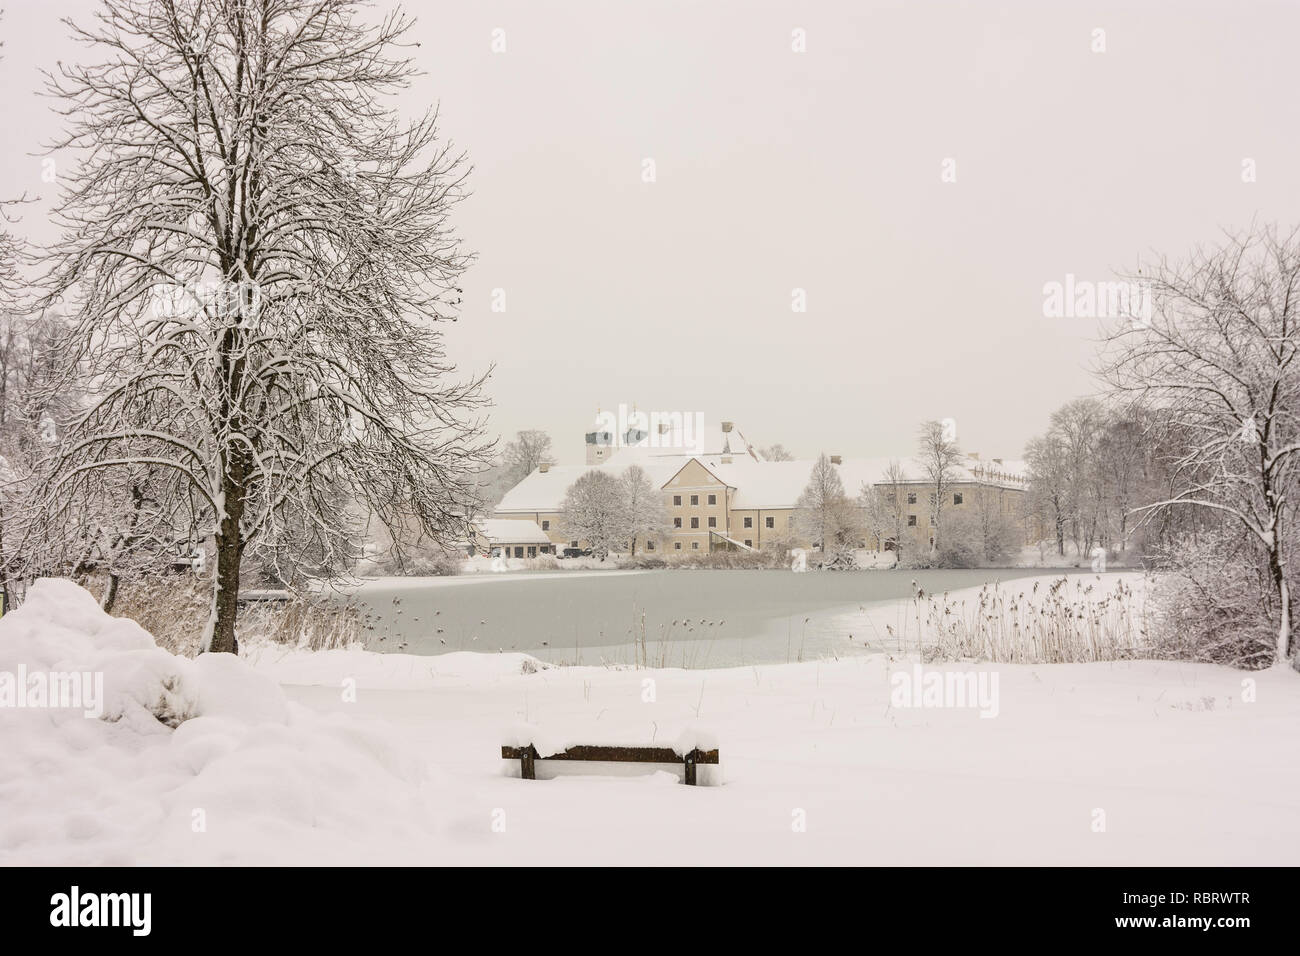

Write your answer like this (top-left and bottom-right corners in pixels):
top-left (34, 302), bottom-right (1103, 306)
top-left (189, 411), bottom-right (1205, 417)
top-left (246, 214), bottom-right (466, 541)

top-left (470, 519), bottom-right (554, 559)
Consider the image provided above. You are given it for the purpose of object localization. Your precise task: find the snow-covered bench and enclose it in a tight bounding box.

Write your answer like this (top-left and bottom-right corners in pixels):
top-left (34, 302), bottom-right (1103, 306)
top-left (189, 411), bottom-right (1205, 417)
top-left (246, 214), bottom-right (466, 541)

top-left (501, 744), bottom-right (720, 785)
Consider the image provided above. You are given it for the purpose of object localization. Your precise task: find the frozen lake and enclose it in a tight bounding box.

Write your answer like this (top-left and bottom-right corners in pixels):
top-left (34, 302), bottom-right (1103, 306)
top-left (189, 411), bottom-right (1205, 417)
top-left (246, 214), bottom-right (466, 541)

top-left (333, 568), bottom-right (1105, 667)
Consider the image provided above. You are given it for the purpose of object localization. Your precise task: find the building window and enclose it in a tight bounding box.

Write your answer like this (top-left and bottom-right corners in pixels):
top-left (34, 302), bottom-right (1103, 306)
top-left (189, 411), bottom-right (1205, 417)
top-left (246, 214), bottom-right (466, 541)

top-left (673, 495), bottom-right (681, 506)
top-left (744, 539), bottom-right (752, 547)
top-left (691, 517), bottom-right (700, 529)
top-left (788, 515), bottom-right (794, 526)
top-left (907, 493), bottom-right (917, 505)
top-left (690, 494), bottom-right (699, 505)
top-left (514, 546), bottom-right (524, 558)
top-left (930, 516), bottom-right (936, 525)
top-left (707, 494), bottom-right (716, 505)
top-left (541, 520), bottom-right (550, 530)
top-left (646, 540), bottom-right (655, 551)
top-left (708, 517), bottom-right (717, 528)
top-left (953, 493), bottom-right (963, 505)
top-left (674, 517), bottom-right (682, 528)
top-left (908, 515), bottom-right (917, 526)
top-left (743, 516), bottom-right (753, 528)
top-left (674, 542), bottom-right (682, 550)
top-left (765, 516), bottom-right (775, 529)
top-left (691, 542), bottom-right (699, 550)
top-left (527, 546), bottom-right (536, 557)
top-left (570, 540), bottom-right (578, 548)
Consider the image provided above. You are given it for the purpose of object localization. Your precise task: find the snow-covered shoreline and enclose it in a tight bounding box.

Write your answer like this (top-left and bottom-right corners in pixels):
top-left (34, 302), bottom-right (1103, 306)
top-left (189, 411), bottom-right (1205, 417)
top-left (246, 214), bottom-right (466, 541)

top-left (2, 576), bottom-right (1296, 866)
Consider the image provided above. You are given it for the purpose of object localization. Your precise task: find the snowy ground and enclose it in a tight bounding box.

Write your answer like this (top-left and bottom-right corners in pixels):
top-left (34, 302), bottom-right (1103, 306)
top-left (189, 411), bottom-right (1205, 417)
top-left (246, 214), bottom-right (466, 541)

top-left (1, 577), bottom-right (1297, 866)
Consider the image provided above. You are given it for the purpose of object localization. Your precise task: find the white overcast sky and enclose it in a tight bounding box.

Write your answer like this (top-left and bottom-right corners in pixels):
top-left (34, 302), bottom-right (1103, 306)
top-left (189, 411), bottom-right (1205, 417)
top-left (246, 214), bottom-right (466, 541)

top-left (3, 0), bottom-right (1299, 463)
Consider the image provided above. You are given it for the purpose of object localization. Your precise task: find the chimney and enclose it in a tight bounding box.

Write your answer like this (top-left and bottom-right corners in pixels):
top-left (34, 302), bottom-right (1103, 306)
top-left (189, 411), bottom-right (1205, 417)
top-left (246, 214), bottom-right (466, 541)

top-left (721, 456), bottom-right (733, 464)
top-left (721, 421), bottom-right (734, 433)
top-left (830, 455), bottom-right (842, 465)
top-left (658, 422), bottom-right (670, 435)
top-left (539, 463), bottom-right (550, 473)
top-left (969, 451), bottom-right (980, 460)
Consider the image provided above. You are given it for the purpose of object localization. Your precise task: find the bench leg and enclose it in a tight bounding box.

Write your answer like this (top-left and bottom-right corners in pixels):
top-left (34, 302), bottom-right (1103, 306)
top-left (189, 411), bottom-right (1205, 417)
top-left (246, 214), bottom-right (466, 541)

top-left (520, 745), bottom-right (536, 780)
top-left (684, 750), bottom-right (697, 786)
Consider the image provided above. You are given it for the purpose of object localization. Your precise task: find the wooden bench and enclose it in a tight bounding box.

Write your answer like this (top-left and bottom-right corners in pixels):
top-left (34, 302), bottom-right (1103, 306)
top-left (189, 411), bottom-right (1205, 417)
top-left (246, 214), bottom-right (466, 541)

top-left (501, 744), bottom-right (720, 785)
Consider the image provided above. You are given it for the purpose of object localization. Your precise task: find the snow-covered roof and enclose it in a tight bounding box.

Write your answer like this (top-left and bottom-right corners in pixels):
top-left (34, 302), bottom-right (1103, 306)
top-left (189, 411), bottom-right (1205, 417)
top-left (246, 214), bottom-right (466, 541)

top-left (473, 519), bottom-right (553, 545)
top-left (494, 454), bottom-right (1026, 514)
top-left (704, 455), bottom-right (1028, 510)
top-left (495, 460), bottom-right (681, 514)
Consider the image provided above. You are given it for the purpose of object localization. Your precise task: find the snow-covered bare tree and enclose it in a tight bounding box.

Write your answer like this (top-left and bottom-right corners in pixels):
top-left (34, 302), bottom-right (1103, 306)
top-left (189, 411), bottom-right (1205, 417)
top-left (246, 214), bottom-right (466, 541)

top-left (501, 429), bottom-right (553, 484)
top-left (35, 0), bottom-right (489, 653)
top-left (916, 421), bottom-right (962, 554)
top-left (621, 464), bottom-right (669, 554)
top-left (1025, 431), bottom-right (1069, 557)
top-left (561, 470), bottom-right (628, 560)
top-left (0, 177), bottom-right (26, 610)
top-left (1049, 399), bottom-right (1107, 557)
top-left (794, 454), bottom-right (859, 562)
top-left (879, 459), bottom-right (911, 565)
top-left (965, 482), bottom-right (1017, 564)
top-left (1102, 225), bottom-right (1300, 668)
top-left (1094, 407), bottom-right (1148, 551)
top-left (758, 443), bottom-right (794, 462)
top-left (857, 481), bottom-right (888, 552)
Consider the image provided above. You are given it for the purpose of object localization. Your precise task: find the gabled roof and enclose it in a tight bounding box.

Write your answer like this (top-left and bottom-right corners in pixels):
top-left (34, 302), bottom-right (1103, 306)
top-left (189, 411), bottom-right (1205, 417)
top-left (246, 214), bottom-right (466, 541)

top-left (495, 459), bottom-right (680, 514)
top-left (493, 453), bottom-right (1027, 515)
top-left (703, 455), bottom-right (1028, 510)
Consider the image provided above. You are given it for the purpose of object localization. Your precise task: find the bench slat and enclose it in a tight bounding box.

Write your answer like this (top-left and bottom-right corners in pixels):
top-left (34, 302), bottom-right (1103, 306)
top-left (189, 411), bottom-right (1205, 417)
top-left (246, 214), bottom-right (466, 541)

top-left (501, 745), bottom-right (719, 765)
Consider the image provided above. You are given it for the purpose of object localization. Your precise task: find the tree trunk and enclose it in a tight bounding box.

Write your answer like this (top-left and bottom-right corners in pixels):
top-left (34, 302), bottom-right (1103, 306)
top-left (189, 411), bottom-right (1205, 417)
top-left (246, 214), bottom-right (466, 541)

top-left (100, 572), bottom-right (119, 613)
top-left (204, 479), bottom-right (245, 655)
top-left (1268, 547), bottom-right (1292, 669)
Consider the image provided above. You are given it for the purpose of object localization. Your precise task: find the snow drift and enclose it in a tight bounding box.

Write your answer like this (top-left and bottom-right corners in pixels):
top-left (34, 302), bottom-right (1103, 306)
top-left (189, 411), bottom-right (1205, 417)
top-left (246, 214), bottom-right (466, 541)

top-left (0, 579), bottom-right (442, 865)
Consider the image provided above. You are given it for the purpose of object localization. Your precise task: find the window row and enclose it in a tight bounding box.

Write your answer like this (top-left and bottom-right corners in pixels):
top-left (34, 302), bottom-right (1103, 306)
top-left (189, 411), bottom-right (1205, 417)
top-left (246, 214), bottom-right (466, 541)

top-left (671, 494), bottom-right (718, 506)
top-left (891, 492), bottom-right (964, 505)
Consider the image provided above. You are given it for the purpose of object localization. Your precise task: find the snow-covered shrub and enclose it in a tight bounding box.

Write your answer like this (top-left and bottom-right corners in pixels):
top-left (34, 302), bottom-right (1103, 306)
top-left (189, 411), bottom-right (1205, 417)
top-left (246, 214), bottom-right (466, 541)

top-left (1146, 533), bottom-right (1282, 669)
top-left (667, 549), bottom-right (788, 570)
top-left (361, 546), bottom-right (462, 577)
top-left (921, 509), bottom-right (1018, 568)
top-left (401, 550), bottom-right (463, 577)
top-left (817, 546), bottom-right (860, 570)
